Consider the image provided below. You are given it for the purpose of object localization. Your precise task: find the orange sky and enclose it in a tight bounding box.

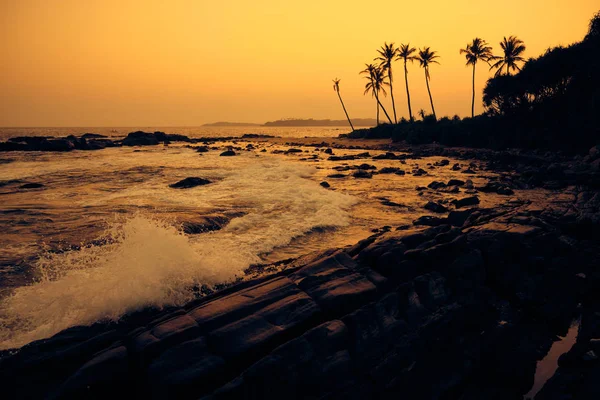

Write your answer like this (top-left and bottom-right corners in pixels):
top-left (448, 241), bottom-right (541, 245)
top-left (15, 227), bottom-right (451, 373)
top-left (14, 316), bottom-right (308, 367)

top-left (0, 0), bottom-right (597, 127)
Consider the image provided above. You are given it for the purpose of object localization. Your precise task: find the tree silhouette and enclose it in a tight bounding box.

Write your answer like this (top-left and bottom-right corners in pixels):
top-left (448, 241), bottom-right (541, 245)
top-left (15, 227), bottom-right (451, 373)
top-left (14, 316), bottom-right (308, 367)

top-left (489, 36), bottom-right (526, 77)
top-left (397, 44), bottom-right (418, 122)
top-left (460, 38), bottom-right (493, 117)
top-left (360, 64), bottom-right (393, 125)
top-left (332, 78), bottom-right (355, 131)
top-left (586, 11), bottom-right (600, 39)
top-left (376, 42), bottom-right (399, 123)
top-left (417, 47), bottom-right (440, 120)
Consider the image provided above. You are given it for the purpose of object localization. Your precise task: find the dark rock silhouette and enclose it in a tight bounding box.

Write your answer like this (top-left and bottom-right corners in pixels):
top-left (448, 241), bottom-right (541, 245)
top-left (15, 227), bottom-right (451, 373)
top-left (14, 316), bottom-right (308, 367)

top-left (452, 196), bottom-right (480, 208)
top-left (19, 183), bottom-right (44, 189)
top-left (4, 193), bottom-right (598, 399)
top-left (169, 177), bottom-right (212, 189)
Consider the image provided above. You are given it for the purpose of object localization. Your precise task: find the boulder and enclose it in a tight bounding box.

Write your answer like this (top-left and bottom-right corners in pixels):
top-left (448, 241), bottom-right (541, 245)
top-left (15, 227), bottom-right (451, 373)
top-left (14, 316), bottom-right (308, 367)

top-left (452, 196), bottom-right (480, 208)
top-left (19, 183), bottom-right (44, 189)
top-left (353, 170), bottom-right (372, 179)
top-left (39, 139), bottom-right (76, 152)
top-left (428, 181), bottom-right (447, 190)
top-left (424, 201), bottom-right (448, 213)
top-left (170, 177), bottom-right (212, 189)
top-left (355, 163), bottom-right (377, 170)
top-left (220, 150), bottom-right (236, 156)
top-left (122, 131), bottom-right (160, 146)
top-left (379, 167), bottom-right (405, 175)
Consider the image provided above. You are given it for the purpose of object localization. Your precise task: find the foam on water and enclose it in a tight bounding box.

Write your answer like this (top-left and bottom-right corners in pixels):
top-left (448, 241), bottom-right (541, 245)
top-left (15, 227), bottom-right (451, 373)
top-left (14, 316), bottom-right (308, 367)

top-left (0, 156), bottom-right (356, 350)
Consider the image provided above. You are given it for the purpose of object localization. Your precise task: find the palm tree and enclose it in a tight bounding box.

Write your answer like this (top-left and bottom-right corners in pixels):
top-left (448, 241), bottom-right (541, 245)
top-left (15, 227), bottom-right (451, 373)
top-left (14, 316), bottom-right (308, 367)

top-left (375, 42), bottom-right (399, 123)
top-left (332, 78), bottom-right (355, 131)
top-left (489, 36), bottom-right (526, 77)
top-left (417, 47), bottom-right (440, 120)
top-left (360, 64), bottom-right (393, 125)
top-left (397, 44), bottom-right (418, 121)
top-left (460, 38), bottom-right (493, 117)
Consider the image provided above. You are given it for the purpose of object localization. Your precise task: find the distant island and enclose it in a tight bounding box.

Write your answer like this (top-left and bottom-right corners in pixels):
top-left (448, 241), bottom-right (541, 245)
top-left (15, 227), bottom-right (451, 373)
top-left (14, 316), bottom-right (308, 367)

top-left (262, 118), bottom-right (376, 127)
top-left (202, 122), bottom-right (262, 127)
top-left (203, 118), bottom-right (377, 127)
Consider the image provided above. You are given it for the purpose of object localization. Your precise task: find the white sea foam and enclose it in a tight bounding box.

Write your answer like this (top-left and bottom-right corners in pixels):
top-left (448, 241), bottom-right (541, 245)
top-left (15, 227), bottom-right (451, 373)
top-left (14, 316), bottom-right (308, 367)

top-left (0, 155), bottom-right (356, 350)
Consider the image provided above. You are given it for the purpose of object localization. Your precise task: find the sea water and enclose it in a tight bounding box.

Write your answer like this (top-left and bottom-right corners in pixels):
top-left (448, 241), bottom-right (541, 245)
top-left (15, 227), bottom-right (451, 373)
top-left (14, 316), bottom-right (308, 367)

top-left (0, 127), bottom-right (509, 350)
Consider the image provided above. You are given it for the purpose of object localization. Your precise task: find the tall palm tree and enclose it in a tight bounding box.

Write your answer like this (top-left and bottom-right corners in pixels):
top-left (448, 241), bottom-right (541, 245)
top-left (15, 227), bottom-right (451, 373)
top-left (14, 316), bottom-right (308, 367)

top-left (489, 36), bottom-right (526, 77)
top-left (417, 47), bottom-right (440, 120)
top-left (375, 42), bottom-right (399, 123)
top-left (360, 64), bottom-right (393, 125)
top-left (460, 38), bottom-right (493, 117)
top-left (332, 78), bottom-right (355, 131)
top-left (397, 44), bottom-right (418, 121)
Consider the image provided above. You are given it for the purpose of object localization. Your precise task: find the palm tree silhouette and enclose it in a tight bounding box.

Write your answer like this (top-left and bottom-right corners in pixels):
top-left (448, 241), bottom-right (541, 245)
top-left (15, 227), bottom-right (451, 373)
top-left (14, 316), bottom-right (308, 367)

top-left (417, 47), bottom-right (440, 120)
top-left (376, 42), bottom-right (399, 123)
top-left (332, 78), bottom-right (355, 131)
top-left (460, 38), bottom-right (493, 117)
top-left (360, 64), bottom-right (393, 125)
top-left (489, 36), bottom-right (526, 77)
top-left (397, 44), bottom-right (418, 122)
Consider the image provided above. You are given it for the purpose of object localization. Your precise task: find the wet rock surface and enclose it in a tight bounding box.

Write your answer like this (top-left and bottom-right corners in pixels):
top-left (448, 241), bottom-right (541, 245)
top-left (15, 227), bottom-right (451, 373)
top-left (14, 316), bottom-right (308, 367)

top-left (169, 177), bottom-right (212, 189)
top-left (2, 176), bottom-right (600, 399)
top-left (2, 139), bottom-right (600, 399)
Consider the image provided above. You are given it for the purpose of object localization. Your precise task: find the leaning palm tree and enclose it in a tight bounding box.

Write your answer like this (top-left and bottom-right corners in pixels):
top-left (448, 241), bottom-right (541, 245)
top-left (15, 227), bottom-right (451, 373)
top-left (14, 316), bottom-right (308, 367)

top-left (460, 38), bottom-right (493, 117)
top-left (417, 47), bottom-right (440, 120)
top-left (397, 43), bottom-right (418, 121)
top-left (489, 36), bottom-right (526, 77)
top-left (332, 78), bottom-right (354, 131)
top-left (360, 64), bottom-right (393, 125)
top-left (375, 42), bottom-right (399, 123)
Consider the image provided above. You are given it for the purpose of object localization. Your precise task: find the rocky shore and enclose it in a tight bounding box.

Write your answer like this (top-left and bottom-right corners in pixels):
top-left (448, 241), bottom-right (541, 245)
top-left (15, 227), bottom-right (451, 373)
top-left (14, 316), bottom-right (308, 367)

top-left (2, 134), bottom-right (600, 399)
top-left (0, 131), bottom-right (277, 152)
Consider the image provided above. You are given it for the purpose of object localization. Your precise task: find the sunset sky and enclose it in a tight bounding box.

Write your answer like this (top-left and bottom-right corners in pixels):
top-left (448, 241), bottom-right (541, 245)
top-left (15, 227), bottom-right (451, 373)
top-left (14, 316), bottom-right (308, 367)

top-left (1, 0), bottom-right (597, 127)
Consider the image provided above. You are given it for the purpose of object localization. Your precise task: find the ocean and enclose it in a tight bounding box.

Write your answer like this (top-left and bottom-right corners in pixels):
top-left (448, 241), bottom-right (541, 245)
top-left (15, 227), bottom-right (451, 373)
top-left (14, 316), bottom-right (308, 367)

top-left (0, 126), bottom-right (503, 350)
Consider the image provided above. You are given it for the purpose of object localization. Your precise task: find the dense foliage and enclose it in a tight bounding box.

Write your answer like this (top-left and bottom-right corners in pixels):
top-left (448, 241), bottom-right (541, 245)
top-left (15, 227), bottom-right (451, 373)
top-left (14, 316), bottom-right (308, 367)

top-left (349, 12), bottom-right (600, 153)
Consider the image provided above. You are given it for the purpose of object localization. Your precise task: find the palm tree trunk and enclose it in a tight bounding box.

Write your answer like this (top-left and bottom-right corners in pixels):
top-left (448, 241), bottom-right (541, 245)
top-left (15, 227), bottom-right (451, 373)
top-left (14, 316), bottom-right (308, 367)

top-left (424, 68), bottom-right (437, 120)
top-left (337, 92), bottom-right (354, 131)
top-left (389, 68), bottom-right (397, 124)
top-left (376, 101), bottom-right (379, 125)
top-left (374, 92), bottom-right (394, 125)
top-left (404, 61), bottom-right (414, 122)
top-left (471, 63), bottom-right (476, 118)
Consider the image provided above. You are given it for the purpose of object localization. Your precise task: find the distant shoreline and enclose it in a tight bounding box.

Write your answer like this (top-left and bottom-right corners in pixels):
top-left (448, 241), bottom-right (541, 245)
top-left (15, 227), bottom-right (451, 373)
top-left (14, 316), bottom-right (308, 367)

top-left (203, 118), bottom-right (377, 127)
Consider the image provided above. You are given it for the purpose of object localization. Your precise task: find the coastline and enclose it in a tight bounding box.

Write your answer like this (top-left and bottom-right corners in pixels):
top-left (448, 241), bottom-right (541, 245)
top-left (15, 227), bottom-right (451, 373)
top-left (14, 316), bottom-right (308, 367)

top-left (1, 132), bottom-right (600, 398)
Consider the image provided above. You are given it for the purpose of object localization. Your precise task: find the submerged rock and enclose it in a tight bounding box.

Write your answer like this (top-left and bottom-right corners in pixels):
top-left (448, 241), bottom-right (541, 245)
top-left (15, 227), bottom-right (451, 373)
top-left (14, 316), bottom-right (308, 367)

top-left (19, 183), bottom-right (44, 189)
top-left (219, 150), bottom-right (236, 156)
top-left (320, 181), bottom-right (331, 188)
top-left (169, 177), bottom-right (212, 189)
top-left (181, 214), bottom-right (232, 234)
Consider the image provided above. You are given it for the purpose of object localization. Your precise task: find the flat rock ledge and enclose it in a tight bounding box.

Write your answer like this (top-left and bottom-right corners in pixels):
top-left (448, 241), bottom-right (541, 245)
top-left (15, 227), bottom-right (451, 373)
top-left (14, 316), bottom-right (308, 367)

top-left (2, 190), bottom-right (600, 400)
